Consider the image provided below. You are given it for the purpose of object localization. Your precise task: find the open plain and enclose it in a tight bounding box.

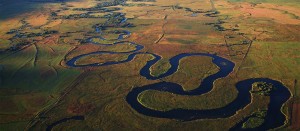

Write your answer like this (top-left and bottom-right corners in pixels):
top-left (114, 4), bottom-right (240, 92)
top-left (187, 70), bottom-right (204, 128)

top-left (0, 0), bottom-right (299, 130)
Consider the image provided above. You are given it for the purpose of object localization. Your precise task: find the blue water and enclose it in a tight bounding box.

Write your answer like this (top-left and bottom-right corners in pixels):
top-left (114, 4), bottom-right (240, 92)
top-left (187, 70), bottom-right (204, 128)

top-left (46, 116), bottom-right (84, 131)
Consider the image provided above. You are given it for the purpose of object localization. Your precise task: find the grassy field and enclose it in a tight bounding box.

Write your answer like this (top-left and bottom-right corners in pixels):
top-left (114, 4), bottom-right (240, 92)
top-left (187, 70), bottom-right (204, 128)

top-left (0, 0), bottom-right (299, 130)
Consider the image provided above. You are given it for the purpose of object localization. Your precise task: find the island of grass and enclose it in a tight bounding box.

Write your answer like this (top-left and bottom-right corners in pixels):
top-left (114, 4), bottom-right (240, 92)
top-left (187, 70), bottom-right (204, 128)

top-left (242, 110), bottom-right (267, 129)
top-left (251, 82), bottom-right (274, 96)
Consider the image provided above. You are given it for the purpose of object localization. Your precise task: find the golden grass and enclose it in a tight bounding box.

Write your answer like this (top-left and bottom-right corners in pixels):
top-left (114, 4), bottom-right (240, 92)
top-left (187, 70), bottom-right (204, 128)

top-left (1, 0), bottom-right (299, 130)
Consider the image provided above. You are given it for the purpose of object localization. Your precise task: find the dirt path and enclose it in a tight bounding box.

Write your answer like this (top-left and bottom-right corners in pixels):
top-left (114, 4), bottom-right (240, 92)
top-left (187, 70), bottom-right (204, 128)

top-left (154, 15), bottom-right (168, 44)
top-left (235, 35), bottom-right (253, 77)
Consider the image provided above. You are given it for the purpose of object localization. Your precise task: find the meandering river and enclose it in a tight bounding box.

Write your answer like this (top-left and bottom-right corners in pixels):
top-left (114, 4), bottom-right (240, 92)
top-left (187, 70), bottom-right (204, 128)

top-left (48, 6), bottom-right (291, 130)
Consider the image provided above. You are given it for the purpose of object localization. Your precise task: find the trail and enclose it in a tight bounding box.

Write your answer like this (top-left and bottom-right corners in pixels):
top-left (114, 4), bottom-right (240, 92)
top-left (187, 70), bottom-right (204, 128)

top-left (154, 15), bottom-right (168, 44)
top-left (235, 35), bottom-right (253, 77)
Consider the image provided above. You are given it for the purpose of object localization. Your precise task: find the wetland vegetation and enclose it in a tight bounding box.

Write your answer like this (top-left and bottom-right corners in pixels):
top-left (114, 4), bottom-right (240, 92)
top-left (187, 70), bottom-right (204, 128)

top-left (0, 0), bottom-right (299, 130)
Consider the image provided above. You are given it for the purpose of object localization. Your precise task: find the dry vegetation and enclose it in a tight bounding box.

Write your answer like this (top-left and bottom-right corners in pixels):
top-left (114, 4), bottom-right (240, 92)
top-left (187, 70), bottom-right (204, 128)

top-left (0, 0), bottom-right (299, 130)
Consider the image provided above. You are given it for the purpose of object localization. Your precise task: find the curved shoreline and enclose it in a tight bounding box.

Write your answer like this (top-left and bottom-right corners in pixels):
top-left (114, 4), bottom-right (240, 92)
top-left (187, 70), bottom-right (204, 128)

top-left (46, 116), bottom-right (84, 131)
top-left (126, 79), bottom-right (290, 126)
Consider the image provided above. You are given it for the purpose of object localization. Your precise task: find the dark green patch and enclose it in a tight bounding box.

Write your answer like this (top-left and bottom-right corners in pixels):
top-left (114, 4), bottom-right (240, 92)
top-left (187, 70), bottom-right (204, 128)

top-left (251, 82), bottom-right (273, 96)
top-left (242, 110), bottom-right (267, 129)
